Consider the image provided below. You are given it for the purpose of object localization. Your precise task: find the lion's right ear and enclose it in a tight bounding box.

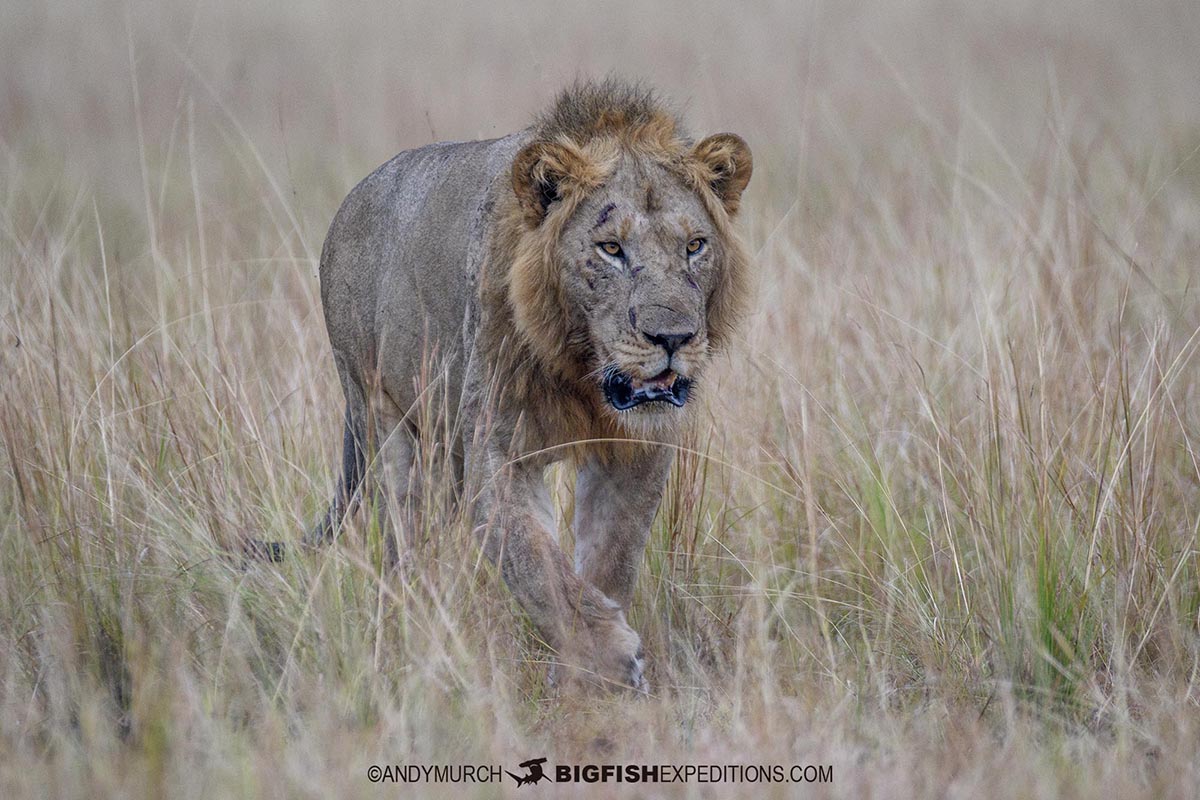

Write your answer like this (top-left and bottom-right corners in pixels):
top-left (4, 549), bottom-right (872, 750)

top-left (511, 140), bottom-right (596, 226)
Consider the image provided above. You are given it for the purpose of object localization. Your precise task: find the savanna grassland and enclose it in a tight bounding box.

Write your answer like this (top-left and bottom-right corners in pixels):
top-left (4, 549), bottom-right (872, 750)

top-left (2, 1), bottom-right (1200, 797)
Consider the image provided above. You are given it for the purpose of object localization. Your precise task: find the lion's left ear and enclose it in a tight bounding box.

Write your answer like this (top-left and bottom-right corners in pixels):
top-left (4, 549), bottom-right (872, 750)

top-left (690, 133), bottom-right (753, 215)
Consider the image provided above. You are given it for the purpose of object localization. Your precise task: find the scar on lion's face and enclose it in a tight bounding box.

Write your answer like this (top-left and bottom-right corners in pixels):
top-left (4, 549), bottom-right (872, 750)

top-left (594, 202), bottom-right (616, 228)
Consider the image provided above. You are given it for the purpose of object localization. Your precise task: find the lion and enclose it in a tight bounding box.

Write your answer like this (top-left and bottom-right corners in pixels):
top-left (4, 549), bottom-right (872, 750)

top-left (306, 78), bottom-right (752, 692)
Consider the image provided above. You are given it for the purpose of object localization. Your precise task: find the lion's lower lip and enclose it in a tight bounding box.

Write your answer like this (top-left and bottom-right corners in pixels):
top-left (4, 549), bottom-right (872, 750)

top-left (602, 367), bottom-right (691, 410)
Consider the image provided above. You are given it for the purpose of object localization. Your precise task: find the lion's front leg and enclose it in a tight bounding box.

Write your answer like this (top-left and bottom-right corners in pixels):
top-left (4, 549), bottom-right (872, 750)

top-left (573, 447), bottom-right (674, 610)
top-left (468, 444), bottom-right (648, 693)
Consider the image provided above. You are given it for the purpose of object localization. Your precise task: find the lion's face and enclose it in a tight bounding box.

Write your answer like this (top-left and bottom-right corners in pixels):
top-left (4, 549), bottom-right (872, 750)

top-left (509, 130), bottom-right (752, 432)
top-left (557, 157), bottom-right (719, 421)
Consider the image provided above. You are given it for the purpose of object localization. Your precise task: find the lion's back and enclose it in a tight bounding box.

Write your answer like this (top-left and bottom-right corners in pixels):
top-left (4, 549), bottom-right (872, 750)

top-left (319, 131), bottom-right (530, 417)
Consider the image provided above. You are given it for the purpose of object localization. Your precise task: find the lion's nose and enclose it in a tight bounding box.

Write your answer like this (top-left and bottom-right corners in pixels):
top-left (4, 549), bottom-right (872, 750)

top-left (643, 329), bottom-right (695, 355)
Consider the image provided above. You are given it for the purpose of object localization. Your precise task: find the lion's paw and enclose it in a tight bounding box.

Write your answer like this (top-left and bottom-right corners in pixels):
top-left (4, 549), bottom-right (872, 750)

top-left (551, 613), bottom-right (649, 696)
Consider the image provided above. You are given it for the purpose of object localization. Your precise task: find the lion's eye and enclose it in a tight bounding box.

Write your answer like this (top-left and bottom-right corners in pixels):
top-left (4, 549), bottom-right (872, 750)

top-left (687, 238), bottom-right (706, 256)
top-left (598, 242), bottom-right (624, 259)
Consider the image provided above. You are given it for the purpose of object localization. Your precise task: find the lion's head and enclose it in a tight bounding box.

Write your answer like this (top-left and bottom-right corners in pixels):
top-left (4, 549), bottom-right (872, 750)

top-left (506, 80), bottom-right (753, 432)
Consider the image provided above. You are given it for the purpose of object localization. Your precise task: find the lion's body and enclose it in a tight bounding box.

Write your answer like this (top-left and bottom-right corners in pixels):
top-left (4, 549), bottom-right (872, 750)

top-left (318, 132), bottom-right (528, 475)
top-left (310, 79), bottom-right (753, 692)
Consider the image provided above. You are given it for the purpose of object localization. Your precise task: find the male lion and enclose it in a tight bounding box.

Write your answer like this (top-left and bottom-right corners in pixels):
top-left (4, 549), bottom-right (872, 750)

top-left (308, 79), bottom-right (752, 692)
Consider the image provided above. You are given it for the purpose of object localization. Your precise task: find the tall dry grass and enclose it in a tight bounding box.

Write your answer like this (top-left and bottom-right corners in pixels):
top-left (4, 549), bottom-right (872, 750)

top-left (2, 0), bottom-right (1200, 797)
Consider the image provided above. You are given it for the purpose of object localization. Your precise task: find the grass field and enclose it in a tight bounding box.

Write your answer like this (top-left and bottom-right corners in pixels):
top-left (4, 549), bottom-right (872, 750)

top-left (2, 0), bottom-right (1200, 796)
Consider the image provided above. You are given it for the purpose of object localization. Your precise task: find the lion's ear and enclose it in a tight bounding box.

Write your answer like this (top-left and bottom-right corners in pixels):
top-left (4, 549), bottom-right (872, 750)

top-left (511, 140), bottom-right (595, 226)
top-left (690, 133), bottom-right (753, 215)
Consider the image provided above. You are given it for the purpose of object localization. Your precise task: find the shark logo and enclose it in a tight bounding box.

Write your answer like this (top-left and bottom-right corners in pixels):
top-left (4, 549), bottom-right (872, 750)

top-left (507, 757), bottom-right (550, 786)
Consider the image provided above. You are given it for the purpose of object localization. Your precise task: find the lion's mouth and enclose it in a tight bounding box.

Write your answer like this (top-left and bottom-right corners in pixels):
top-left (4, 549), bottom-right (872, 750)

top-left (602, 366), bottom-right (692, 411)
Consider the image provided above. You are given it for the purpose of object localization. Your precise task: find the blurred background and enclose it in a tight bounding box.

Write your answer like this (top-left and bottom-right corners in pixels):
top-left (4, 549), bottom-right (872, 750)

top-left (4, 0), bottom-right (1199, 246)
